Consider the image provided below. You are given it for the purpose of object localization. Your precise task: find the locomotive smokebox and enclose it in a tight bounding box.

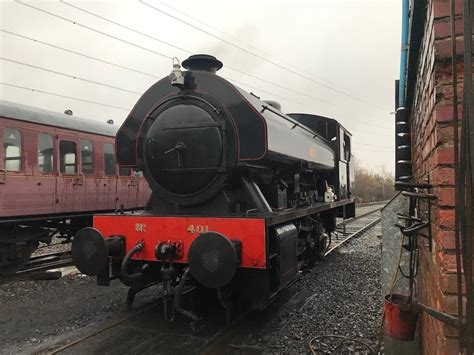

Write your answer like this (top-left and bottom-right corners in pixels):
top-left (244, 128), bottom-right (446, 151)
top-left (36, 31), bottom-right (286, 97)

top-left (143, 94), bottom-right (232, 206)
top-left (182, 54), bottom-right (223, 73)
top-left (188, 232), bottom-right (242, 288)
top-left (72, 227), bottom-right (124, 276)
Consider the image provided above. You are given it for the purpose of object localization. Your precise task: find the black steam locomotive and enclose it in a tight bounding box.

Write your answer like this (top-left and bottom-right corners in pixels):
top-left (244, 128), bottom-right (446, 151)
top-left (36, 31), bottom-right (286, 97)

top-left (72, 55), bottom-right (355, 322)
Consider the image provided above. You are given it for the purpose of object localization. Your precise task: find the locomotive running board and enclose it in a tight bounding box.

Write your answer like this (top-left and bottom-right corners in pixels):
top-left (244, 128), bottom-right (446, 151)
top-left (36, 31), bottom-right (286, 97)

top-left (266, 198), bottom-right (355, 226)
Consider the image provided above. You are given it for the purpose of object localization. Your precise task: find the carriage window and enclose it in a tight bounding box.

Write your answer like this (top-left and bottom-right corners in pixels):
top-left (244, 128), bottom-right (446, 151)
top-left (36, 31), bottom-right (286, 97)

top-left (38, 133), bottom-right (54, 173)
top-left (104, 143), bottom-right (116, 176)
top-left (81, 140), bottom-right (94, 175)
top-left (119, 166), bottom-right (131, 176)
top-left (3, 128), bottom-right (22, 172)
top-left (60, 141), bottom-right (76, 174)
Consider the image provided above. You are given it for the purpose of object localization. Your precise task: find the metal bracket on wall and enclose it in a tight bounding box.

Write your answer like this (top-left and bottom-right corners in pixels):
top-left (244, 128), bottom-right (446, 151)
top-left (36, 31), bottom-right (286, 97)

top-left (396, 179), bottom-right (435, 251)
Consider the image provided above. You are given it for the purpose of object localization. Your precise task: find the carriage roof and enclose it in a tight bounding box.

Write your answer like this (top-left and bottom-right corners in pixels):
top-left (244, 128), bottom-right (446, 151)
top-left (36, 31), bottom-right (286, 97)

top-left (0, 100), bottom-right (118, 137)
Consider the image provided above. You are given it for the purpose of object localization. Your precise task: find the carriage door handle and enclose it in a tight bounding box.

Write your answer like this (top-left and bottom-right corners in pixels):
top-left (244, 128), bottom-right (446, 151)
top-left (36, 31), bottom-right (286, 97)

top-left (130, 175), bottom-right (137, 187)
top-left (76, 173), bottom-right (85, 186)
top-left (0, 169), bottom-right (6, 184)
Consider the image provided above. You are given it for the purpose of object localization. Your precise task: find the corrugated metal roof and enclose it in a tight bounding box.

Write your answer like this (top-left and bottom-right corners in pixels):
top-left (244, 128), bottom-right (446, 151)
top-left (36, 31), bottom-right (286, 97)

top-left (0, 99), bottom-right (118, 137)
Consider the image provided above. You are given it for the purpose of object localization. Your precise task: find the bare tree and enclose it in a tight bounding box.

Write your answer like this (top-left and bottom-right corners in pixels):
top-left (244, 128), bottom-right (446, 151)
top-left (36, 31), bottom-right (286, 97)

top-left (353, 158), bottom-right (395, 203)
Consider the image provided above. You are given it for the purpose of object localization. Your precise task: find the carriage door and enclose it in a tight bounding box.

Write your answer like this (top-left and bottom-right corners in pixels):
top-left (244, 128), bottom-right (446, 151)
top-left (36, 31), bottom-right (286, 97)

top-left (135, 171), bottom-right (150, 208)
top-left (117, 166), bottom-right (133, 210)
top-left (103, 143), bottom-right (118, 211)
top-left (58, 139), bottom-right (85, 212)
top-left (80, 139), bottom-right (100, 212)
top-left (35, 132), bottom-right (57, 215)
top-left (1, 127), bottom-right (26, 217)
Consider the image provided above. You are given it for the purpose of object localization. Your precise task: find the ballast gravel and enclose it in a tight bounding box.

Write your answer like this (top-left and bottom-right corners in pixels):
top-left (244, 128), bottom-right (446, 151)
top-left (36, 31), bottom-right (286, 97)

top-left (0, 208), bottom-right (383, 354)
top-left (247, 220), bottom-right (383, 353)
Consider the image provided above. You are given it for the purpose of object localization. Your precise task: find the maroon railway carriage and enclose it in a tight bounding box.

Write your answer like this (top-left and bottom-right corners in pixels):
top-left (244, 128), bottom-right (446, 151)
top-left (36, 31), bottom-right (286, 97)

top-left (0, 100), bottom-right (150, 273)
top-left (72, 55), bottom-right (356, 323)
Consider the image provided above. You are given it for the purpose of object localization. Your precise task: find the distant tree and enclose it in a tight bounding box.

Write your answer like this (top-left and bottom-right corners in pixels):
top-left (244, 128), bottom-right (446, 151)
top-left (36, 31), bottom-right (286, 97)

top-left (352, 158), bottom-right (395, 203)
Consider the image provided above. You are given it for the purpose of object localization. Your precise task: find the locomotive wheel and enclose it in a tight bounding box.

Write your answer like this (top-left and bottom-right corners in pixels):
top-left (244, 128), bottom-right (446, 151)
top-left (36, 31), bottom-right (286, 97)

top-left (0, 241), bottom-right (36, 274)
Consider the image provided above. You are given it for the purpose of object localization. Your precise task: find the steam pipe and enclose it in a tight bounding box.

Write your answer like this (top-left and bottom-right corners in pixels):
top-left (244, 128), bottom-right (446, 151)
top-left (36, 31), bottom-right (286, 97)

top-left (120, 242), bottom-right (144, 286)
top-left (398, 0), bottom-right (409, 107)
top-left (173, 268), bottom-right (199, 322)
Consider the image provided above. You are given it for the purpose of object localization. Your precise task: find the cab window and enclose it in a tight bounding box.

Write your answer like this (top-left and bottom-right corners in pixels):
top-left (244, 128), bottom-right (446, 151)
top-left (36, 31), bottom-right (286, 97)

top-left (3, 128), bottom-right (22, 172)
top-left (60, 141), bottom-right (76, 174)
top-left (81, 140), bottom-right (94, 175)
top-left (104, 143), bottom-right (116, 176)
top-left (38, 133), bottom-right (54, 173)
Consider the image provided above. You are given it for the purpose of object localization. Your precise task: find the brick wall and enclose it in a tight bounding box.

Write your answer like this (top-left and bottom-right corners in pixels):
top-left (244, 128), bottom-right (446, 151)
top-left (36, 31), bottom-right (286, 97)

top-left (408, 0), bottom-right (465, 354)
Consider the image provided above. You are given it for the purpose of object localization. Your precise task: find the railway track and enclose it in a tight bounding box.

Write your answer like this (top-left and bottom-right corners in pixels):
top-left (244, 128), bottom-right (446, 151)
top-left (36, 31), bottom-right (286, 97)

top-left (327, 205), bottom-right (383, 256)
top-left (41, 203), bottom-right (384, 354)
top-left (14, 251), bottom-right (73, 277)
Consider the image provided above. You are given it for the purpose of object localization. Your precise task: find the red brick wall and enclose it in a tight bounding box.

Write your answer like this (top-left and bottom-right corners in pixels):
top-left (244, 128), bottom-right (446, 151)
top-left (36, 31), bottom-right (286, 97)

top-left (409, 0), bottom-right (465, 354)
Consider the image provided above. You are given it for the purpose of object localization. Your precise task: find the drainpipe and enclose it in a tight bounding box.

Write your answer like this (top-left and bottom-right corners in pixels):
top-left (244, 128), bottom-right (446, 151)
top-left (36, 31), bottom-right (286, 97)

top-left (398, 0), bottom-right (409, 108)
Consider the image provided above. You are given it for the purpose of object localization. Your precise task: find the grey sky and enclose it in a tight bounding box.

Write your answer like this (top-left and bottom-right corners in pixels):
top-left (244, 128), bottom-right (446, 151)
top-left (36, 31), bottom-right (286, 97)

top-left (0, 0), bottom-right (400, 172)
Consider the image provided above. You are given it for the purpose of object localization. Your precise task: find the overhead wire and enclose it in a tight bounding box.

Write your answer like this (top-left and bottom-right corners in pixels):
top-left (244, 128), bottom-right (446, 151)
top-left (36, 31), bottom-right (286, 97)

top-left (15, 0), bottom-right (172, 61)
top-left (12, 0), bottom-right (309, 107)
top-left (55, 0), bottom-right (392, 130)
top-left (60, 0), bottom-right (193, 56)
top-left (229, 79), bottom-right (304, 105)
top-left (0, 82), bottom-right (131, 111)
top-left (0, 29), bottom-right (160, 79)
top-left (157, 0), bottom-right (355, 96)
top-left (139, 0), bottom-right (391, 112)
top-left (0, 56), bottom-right (142, 95)
top-left (0, 28), bottom-right (304, 107)
top-left (58, 0), bottom-right (328, 106)
top-left (9, 0), bottom-right (393, 139)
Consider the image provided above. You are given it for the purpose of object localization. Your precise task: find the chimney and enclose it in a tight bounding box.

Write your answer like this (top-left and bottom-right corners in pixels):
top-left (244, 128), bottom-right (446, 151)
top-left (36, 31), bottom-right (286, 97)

top-left (182, 54), bottom-right (223, 74)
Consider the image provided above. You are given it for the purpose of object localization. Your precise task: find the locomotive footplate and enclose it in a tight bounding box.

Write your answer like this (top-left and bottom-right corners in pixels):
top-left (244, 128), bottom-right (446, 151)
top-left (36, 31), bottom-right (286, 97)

top-left (267, 198), bottom-right (355, 226)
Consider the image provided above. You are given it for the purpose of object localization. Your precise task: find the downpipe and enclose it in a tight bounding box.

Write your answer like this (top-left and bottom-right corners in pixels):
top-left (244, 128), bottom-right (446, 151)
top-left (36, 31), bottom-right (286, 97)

top-left (398, 0), bottom-right (409, 107)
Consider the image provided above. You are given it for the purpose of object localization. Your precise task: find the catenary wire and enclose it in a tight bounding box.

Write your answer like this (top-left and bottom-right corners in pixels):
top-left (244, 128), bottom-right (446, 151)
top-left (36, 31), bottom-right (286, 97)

top-left (139, 0), bottom-right (391, 112)
top-left (10, 1), bottom-right (316, 107)
top-left (59, 0), bottom-right (331, 106)
top-left (55, 0), bottom-right (392, 130)
top-left (15, 0), bottom-right (173, 61)
top-left (0, 57), bottom-right (141, 95)
top-left (60, 0), bottom-right (193, 56)
top-left (157, 0), bottom-right (355, 95)
top-left (10, 1), bottom-right (393, 136)
top-left (0, 82), bottom-right (131, 111)
top-left (0, 28), bottom-right (303, 106)
top-left (2, 80), bottom-right (392, 150)
top-left (0, 29), bottom-right (160, 79)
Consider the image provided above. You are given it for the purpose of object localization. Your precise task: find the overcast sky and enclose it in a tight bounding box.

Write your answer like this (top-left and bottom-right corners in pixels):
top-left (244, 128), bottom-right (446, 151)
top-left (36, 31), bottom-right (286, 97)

top-left (0, 0), bottom-right (400, 172)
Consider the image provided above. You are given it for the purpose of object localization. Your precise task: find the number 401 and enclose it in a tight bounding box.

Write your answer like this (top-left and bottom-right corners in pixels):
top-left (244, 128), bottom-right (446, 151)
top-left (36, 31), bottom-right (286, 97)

top-left (186, 224), bottom-right (209, 234)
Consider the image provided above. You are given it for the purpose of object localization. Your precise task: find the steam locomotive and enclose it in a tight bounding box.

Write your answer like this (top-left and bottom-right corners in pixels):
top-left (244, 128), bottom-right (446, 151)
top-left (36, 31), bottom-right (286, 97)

top-left (72, 55), bottom-right (355, 322)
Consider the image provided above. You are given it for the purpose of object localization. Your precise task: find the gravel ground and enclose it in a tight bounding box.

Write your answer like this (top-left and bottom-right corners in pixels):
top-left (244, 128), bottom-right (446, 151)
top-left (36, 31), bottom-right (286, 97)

top-left (246, 219), bottom-right (383, 353)
top-left (0, 274), bottom-right (160, 354)
top-left (0, 207), bottom-right (383, 354)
